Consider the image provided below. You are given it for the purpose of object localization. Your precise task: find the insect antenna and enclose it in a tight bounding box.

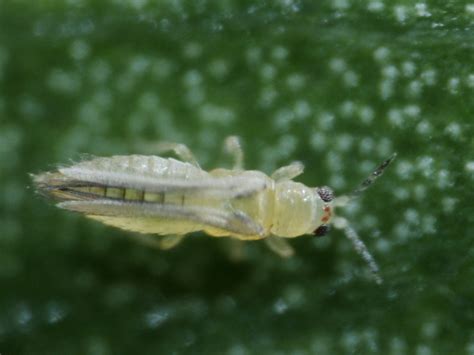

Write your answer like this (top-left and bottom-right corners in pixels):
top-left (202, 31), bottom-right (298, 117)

top-left (333, 216), bottom-right (383, 284)
top-left (333, 153), bottom-right (397, 208)
top-left (331, 154), bottom-right (397, 284)
top-left (350, 153), bottom-right (397, 199)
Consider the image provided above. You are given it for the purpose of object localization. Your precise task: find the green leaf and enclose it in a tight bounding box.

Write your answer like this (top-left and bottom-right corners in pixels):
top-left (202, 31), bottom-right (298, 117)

top-left (1, 1), bottom-right (473, 354)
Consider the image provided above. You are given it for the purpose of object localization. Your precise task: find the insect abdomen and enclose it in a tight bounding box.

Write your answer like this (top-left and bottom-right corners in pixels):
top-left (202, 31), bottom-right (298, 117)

top-left (41, 180), bottom-right (194, 208)
top-left (33, 156), bottom-right (271, 237)
top-left (34, 155), bottom-right (207, 202)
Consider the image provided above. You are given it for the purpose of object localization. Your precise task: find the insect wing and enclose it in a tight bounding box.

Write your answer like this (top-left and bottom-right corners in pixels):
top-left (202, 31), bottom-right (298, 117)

top-left (59, 167), bottom-right (268, 199)
top-left (58, 200), bottom-right (264, 237)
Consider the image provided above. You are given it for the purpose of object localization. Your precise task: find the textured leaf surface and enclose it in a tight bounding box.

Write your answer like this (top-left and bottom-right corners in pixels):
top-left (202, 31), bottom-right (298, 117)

top-left (1, 1), bottom-right (473, 354)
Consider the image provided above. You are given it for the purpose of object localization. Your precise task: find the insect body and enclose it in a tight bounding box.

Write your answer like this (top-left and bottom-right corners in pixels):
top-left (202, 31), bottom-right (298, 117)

top-left (32, 137), bottom-right (395, 283)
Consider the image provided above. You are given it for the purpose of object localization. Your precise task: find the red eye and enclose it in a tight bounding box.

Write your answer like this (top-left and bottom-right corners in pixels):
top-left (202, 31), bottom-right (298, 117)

top-left (316, 186), bottom-right (334, 202)
top-left (314, 224), bottom-right (330, 237)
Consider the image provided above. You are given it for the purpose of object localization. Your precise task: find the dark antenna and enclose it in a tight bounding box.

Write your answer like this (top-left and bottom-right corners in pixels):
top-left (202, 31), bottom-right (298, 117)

top-left (349, 153), bottom-right (397, 199)
top-left (332, 153), bottom-right (397, 284)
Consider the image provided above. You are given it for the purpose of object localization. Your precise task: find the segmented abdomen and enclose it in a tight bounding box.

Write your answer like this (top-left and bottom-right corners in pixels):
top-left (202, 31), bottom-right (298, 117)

top-left (35, 155), bottom-right (208, 203)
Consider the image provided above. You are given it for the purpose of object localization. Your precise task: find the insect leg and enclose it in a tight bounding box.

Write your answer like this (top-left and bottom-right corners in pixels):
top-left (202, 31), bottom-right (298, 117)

top-left (228, 239), bottom-right (245, 261)
top-left (159, 234), bottom-right (186, 250)
top-left (154, 142), bottom-right (200, 167)
top-left (264, 236), bottom-right (294, 258)
top-left (271, 162), bottom-right (304, 182)
top-left (128, 233), bottom-right (167, 250)
top-left (224, 136), bottom-right (244, 170)
top-left (127, 233), bottom-right (184, 250)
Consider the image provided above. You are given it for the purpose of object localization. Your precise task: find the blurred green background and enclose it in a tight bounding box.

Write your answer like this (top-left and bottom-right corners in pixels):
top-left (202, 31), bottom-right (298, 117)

top-left (1, 0), bottom-right (474, 354)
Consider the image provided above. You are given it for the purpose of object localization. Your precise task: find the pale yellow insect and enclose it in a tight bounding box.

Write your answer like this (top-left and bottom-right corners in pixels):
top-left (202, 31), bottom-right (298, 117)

top-left (32, 136), bottom-right (395, 283)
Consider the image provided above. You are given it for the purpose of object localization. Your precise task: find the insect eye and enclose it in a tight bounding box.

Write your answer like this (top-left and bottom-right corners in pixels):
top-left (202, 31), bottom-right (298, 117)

top-left (314, 224), bottom-right (330, 237)
top-left (316, 186), bottom-right (334, 202)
